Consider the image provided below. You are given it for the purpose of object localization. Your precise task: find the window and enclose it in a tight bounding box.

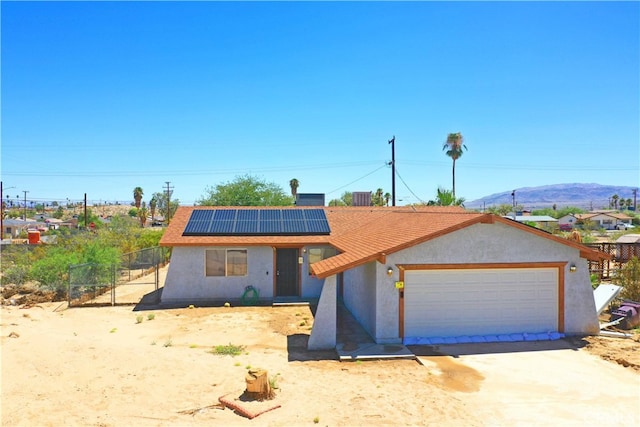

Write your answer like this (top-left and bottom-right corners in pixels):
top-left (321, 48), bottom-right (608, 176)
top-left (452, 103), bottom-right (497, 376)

top-left (307, 247), bottom-right (337, 275)
top-left (206, 249), bottom-right (247, 277)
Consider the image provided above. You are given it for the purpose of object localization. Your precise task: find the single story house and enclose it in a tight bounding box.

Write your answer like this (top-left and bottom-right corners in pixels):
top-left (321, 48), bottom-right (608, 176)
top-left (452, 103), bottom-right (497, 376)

top-left (160, 206), bottom-right (609, 350)
top-left (573, 211), bottom-right (633, 230)
top-left (503, 215), bottom-right (558, 229)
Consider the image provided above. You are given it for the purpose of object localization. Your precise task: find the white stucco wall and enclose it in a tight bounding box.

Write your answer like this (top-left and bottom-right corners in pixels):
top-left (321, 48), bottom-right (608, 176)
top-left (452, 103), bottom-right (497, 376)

top-left (345, 222), bottom-right (599, 343)
top-left (308, 275), bottom-right (337, 350)
top-left (342, 262), bottom-right (377, 338)
top-left (162, 244), bottom-right (334, 303)
top-left (162, 246), bottom-right (274, 303)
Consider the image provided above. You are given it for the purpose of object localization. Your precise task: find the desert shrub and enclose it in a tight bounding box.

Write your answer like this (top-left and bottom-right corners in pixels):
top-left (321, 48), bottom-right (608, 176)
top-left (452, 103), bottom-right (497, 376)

top-left (30, 247), bottom-right (80, 294)
top-left (616, 257), bottom-right (640, 302)
top-left (0, 246), bottom-right (33, 286)
top-left (2, 264), bottom-right (31, 287)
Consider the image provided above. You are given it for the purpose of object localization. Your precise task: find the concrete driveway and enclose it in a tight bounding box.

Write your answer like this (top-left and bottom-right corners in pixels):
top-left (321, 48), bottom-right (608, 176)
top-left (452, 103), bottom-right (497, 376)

top-left (411, 340), bottom-right (640, 426)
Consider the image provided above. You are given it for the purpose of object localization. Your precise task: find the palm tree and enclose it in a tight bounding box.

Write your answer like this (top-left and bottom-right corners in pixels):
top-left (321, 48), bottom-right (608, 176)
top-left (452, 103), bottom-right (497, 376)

top-left (138, 202), bottom-right (148, 227)
top-left (374, 188), bottom-right (384, 206)
top-left (427, 187), bottom-right (465, 207)
top-left (289, 179), bottom-right (299, 198)
top-left (149, 197), bottom-right (157, 222)
top-left (133, 187), bottom-right (144, 209)
top-left (442, 132), bottom-right (467, 198)
top-left (611, 194), bottom-right (619, 210)
top-left (384, 192), bottom-right (391, 207)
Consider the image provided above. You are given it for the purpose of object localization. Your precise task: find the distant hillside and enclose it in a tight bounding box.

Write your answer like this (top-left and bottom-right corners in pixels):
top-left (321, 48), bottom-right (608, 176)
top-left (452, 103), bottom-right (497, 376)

top-left (466, 183), bottom-right (638, 210)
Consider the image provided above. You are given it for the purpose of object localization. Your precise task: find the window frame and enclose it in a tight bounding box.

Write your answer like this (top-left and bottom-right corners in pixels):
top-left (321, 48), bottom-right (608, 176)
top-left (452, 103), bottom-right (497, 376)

top-left (205, 248), bottom-right (248, 277)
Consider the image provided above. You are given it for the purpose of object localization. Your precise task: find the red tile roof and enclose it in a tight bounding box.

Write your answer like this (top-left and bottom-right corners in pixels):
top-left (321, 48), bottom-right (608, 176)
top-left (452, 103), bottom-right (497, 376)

top-left (160, 206), bottom-right (609, 279)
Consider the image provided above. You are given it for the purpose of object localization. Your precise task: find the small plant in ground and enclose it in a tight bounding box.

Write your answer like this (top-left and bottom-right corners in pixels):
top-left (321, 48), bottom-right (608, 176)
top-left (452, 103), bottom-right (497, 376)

top-left (224, 302), bottom-right (231, 307)
top-left (234, 362), bottom-right (241, 366)
top-left (188, 304), bottom-right (195, 309)
top-left (245, 364), bottom-right (252, 370)
top-left (136, 315), bottom-right (143, 324)
top-left (269, 373), bottom-right (280, 390)
top-left (299, 320), bottom-right (307, 326)
top-left (164, 338), bottom-right (172, 347)
top-left (147, 313), bottom-right (155, 321)
top-left (189, 344), bottom-right (198, 348)
top-left (209, 343), bottom-right (246, 356)
top-left (109, 328), bottom-right (117, 333)
top-left (151, 341), bottom-right (157, 345)
top-left (313, 416), bottom-right (319, 424)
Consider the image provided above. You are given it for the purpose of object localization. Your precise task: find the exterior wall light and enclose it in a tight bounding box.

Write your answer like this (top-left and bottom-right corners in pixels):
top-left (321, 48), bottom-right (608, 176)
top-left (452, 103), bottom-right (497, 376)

top-left (387, 267), bottom-right (393, 276)
top-left (569, 264), bottom-right (577, 273)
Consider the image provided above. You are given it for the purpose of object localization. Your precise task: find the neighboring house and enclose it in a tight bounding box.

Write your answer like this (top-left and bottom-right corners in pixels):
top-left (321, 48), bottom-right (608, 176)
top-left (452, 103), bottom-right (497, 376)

top-left (558, 214), bottom-right (579, 230)
top-left (503, 215), bottom-right (558, 228)
top-left (2, 218), bottom-right (39, 238)
top-left (574, 212), bottom-right (633, 230)
top-left (160, 206), bottom-right (609, 350)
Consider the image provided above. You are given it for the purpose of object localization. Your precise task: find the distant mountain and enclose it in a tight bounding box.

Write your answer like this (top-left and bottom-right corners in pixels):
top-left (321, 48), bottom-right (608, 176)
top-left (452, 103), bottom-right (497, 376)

top-left (466, 183), bottom-right (638, 210)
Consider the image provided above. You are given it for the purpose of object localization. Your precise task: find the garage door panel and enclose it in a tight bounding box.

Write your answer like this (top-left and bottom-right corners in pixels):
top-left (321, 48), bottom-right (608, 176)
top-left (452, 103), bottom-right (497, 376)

top-left (404, 268), bottom-right (558, 338)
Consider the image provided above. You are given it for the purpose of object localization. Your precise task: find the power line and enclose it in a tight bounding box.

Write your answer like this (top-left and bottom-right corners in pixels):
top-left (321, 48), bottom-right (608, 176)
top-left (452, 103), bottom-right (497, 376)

top-left (326, 164), bottom-right (389, 196)
top-left (393, 167), bottom-right (426, 205)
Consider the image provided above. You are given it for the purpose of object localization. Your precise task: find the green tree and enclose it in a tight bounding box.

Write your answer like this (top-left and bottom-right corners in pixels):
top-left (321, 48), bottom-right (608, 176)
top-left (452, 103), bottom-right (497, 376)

top-left (328, 198), bottom-right (346, 206)
top-left (616, 257), bottom-right (640, 302)
top-left (151, 191), bottom-right (179, 223)
top-left (197, 175), bottom-right (293, 206)
top-left (384, 192), bottom-right (391, 207)
top-left (442, 132), bottom-right (467, 198)
top-left (289, 178), bottom-right (300, 198)
top-left (486, 204), bottom-right (514, 216)
top-left (133, 187), bottom-right (144, 209)
top-left (53, 206), bottom-right (64, 219)
top-left (373, 188), bottom-right (384, 206)
top-left (426, 187), bottom-right (465, 207)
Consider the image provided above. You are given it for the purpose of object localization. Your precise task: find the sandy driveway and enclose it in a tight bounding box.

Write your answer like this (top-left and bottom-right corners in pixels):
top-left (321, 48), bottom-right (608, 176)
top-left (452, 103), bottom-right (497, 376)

top-left (2, 300), bottom-right (638, 427)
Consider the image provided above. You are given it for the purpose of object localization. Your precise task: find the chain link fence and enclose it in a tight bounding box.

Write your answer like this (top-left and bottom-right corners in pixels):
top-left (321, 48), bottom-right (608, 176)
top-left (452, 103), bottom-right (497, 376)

top-left (69, 246), bottom-right (169, 307)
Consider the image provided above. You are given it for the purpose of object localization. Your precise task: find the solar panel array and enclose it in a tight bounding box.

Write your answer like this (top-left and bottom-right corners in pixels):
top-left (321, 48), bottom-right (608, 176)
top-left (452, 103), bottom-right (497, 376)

top-left (183, 208), bottom-right (331, 236)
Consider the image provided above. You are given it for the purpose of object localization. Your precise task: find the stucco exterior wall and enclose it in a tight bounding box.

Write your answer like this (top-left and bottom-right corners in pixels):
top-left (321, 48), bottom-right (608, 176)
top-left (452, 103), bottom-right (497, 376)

top-left (384, 222), bottom-right (598, 336)
top-left (308, 275), bottom-right (337, 350)
top-left (342, 262), bottom-right (377, 338)
top-left (301, 245), bottom-right (335, 298)
top-left (162, 244), bottom-right (335, 303)
top-left (162, 246), bottom-right (274, 303)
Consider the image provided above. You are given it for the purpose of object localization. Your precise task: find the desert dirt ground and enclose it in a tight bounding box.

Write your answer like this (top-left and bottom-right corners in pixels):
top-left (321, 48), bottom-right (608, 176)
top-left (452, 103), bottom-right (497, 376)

top-left (1, 266), bottom-right (639, 427)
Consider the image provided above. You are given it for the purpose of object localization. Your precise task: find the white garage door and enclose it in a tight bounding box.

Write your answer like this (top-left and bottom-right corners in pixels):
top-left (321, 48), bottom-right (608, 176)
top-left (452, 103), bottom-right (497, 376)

top-left (404, 268), bottom-right (558, 338)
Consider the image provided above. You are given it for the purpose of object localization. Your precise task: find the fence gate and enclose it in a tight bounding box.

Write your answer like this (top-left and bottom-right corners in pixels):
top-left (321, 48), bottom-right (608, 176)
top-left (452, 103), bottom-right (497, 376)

top-left (68, 247), bottom-right (169, 307)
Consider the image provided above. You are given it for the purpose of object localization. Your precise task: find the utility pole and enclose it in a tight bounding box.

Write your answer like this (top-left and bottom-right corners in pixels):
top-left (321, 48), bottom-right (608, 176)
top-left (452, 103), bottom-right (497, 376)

top-left (511, 190), bottom-right (516, 221)
top-left (633, 189), bottom-right (638, 212)
top-left (165, 181), bottom-right (174, 223)
top-left (23, 191), bottom-right (29, 221)
top-left (388, 136), bottom-right (396, 207)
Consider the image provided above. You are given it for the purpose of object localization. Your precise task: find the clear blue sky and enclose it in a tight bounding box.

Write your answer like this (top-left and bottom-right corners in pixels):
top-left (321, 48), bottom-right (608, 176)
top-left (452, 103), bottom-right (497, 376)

top-left (2, 1), bottom-right (639, 207)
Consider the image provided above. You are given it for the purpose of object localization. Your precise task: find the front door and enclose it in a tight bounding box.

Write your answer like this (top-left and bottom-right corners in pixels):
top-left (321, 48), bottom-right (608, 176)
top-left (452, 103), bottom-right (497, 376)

top-left (275, 248), bottom-right (299, 297)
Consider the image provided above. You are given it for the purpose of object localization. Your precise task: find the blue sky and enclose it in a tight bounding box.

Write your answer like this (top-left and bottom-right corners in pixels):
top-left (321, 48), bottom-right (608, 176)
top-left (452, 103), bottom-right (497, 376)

top-left (2, 1), bottom-right (638, 207)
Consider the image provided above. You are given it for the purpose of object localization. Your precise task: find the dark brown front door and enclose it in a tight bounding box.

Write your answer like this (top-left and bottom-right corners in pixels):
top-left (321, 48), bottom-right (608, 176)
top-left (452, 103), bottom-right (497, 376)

top-left (275, 248), bottom-right (299, 297)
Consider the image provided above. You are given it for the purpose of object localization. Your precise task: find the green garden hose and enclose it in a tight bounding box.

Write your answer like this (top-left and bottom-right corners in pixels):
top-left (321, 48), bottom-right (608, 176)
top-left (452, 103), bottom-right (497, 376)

top-left (241, 285), bottom-right (259, 306)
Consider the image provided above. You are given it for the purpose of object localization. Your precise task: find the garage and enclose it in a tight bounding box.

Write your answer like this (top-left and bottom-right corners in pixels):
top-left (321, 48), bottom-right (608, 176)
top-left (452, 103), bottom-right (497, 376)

top-left (403, 266), bottom-right (561, 339)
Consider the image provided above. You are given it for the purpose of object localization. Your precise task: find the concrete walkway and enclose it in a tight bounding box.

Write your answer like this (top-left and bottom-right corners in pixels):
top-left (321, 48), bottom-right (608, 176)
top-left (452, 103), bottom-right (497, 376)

top-left (335, 301), bottom-right (414, 361)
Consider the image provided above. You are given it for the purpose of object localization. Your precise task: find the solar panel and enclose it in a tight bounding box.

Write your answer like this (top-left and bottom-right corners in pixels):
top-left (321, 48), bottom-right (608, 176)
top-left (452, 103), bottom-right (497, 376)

top-left (182, 208), bottom-right (331, 236)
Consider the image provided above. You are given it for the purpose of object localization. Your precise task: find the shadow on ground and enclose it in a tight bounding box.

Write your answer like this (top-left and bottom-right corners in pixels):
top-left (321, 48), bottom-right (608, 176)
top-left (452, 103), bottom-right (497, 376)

top-left (409, 337), bottom-right (588, 358)
top-left (286, 334), bottom-right (337, 362)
